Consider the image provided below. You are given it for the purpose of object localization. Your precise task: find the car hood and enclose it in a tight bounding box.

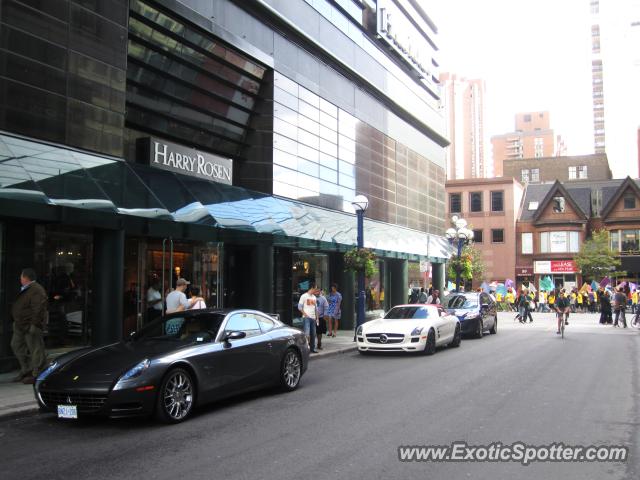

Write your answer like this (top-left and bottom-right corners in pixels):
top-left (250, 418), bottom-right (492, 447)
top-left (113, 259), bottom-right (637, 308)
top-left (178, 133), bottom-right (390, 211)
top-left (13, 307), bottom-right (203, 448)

top-left (51, 340), bottom-right (181, 382)
top-left (363, 318), bottom-right (429, 334)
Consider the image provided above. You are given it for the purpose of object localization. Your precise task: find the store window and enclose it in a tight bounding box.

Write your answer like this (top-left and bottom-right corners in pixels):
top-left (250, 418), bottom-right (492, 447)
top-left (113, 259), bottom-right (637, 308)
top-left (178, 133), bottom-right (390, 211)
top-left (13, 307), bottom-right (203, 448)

top-left (621, 230), bottom-right (640, 252)
top-left (292, 252), bottom-right (328, 322)
top-left (34, 225), bottom-right (93, 349)
top-left (366, 260), bottom-right (385, 314)
top-left (540, 231), bottom-right (580, 253)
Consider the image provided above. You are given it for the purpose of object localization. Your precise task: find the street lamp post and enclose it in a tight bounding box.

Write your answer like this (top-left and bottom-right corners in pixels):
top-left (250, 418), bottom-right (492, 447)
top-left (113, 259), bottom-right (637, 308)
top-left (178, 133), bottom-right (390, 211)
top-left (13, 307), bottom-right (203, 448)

top-left (445, 215), bottom-right (474, 292)
top-left (352, 195), bottom-right (369, 331)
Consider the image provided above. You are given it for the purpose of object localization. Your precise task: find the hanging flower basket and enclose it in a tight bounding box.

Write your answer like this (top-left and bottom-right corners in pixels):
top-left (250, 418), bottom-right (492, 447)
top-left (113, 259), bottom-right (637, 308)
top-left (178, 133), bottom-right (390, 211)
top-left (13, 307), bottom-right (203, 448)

top-left (344, 247), bottom-right (378, 277)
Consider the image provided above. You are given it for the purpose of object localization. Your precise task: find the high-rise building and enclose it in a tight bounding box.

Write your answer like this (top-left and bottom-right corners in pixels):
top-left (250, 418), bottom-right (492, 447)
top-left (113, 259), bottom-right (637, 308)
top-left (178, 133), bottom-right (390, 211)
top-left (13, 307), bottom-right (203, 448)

top-left (439, 73), bottom-right (487, 179)
top-left (589, 0), bottom-right (640, 177)
top-left (491, 111), bottom-right (556, 176)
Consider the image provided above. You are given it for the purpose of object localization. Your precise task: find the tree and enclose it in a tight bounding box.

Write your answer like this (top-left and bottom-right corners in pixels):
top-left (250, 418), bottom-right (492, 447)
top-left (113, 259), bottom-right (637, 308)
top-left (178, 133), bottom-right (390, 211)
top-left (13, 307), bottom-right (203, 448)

top-left (574, 229), bottom-right (625, 281)
top-left (447, 243), bottom-right (485, 284)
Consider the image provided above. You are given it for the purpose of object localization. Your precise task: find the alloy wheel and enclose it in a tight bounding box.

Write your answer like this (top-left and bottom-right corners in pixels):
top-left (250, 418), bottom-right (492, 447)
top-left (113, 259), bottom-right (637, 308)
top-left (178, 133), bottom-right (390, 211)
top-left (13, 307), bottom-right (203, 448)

top-left (162, 370), bottom-right (194, 421)
top-left (282, 350), bottom-right (301, 390)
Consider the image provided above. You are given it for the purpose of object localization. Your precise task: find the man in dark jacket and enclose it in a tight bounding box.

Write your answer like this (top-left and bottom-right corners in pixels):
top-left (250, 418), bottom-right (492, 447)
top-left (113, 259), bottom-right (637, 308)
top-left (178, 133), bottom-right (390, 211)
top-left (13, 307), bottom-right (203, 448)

top-left (613, 287), bottom-right (628, 328)
top-left (11, 268), bottom-right (48, 384)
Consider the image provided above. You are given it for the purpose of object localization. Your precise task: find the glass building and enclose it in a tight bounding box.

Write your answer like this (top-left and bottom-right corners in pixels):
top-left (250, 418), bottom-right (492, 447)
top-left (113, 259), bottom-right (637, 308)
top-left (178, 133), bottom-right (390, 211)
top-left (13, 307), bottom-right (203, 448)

top-left (0, 0), bottom-right (450, 367)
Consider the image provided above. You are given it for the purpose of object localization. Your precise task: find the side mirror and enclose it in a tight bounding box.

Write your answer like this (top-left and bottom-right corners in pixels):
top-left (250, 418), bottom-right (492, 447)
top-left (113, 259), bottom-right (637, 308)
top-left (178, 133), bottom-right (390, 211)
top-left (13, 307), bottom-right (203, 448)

top-left (223, 330), bottom-right (246, 348)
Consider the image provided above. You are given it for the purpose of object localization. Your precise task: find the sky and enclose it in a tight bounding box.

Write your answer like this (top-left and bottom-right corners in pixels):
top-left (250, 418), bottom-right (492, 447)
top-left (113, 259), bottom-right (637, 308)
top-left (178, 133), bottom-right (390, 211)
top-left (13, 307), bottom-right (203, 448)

top-left (429, 0), bottom-right (639, 178)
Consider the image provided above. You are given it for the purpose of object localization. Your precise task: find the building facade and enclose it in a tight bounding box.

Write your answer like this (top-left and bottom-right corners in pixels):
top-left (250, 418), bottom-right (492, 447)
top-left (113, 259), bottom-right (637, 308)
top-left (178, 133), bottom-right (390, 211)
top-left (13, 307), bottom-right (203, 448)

top-left (0, 0), bottom-right (451, 369)
top-left (439, 73), bottom-right (487, 180)
top-left (446, 177), bottom-right (524, 287)
top-left (503, 153), bottom-right (612, 185)
top-left (491, 111), bottom-right (556, 177)
top-left (516, 177), bottom-right (640, 291)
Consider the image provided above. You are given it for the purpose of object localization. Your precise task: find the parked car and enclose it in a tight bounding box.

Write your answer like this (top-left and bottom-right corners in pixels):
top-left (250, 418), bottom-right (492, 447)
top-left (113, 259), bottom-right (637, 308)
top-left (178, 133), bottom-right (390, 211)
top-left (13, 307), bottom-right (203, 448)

top-left (356, 304), bottom-right (461, 355)
top-left (443, 292), bottom-right (497, 338)
top-left (35, 309), bottom-right (309, 423)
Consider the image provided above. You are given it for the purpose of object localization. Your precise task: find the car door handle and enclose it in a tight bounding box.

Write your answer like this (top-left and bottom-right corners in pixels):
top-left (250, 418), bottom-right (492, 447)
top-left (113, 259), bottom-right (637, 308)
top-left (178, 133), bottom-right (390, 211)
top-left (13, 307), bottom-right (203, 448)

top-left (266, 342), bottom-right (273, 349)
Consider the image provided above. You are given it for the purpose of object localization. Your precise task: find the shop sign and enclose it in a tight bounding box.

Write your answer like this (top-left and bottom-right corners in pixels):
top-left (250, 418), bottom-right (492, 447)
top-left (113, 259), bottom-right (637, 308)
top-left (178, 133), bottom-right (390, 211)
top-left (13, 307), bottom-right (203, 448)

top-left (534, 260), bottom-right (577, 274)
top-left (515, 266), bottom-right (533, 276)
top-left (376, 0), bottom-right (433, 78)
top-left (143, 137), bottom-right (233, 185)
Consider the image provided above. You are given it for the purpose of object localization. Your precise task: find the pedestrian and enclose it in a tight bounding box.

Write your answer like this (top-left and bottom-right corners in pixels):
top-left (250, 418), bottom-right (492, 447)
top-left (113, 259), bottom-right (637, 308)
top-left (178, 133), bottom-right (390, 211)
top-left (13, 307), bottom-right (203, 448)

top-left (426, 289), bottom-right (441, 304)
top-left (632, 288), bottom-right (638, 315)
top-left (11, 268), bottom-right (48, 384)
top-left (315, 288), bottom-right (329, 349)
top-left (326, 283), bottom-right (342, 337)
top-left (554, 288), bottom-right (571, 334)
top-left (599, 289), bottom-right (612, 324)
top-left (613, 287), bottom-right (628, 328)
top-left (298, 283), bottom-right (318, 353)
top-left (418, 287), bottom-right (428, 303)
top-left (189, 287), bottom-right (207, 309)
top-left (165, 278), bottom-right (204, 313)
top-left (408, 286), bottom-right (419, 304)
top-left (146, 279), bottom-right (163, 322)
top-left (506, 288), bottom-right (516, 312)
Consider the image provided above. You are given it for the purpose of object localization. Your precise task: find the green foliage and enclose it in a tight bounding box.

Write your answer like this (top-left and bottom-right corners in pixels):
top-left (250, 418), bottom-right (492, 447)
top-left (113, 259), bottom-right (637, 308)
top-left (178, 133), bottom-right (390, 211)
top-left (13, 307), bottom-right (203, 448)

top-left (447, 244), bottom-right (485, 281)
top-left (344, 248), bottom-right (378, 277)
top-left (574, 229), bottom-right (624, 280)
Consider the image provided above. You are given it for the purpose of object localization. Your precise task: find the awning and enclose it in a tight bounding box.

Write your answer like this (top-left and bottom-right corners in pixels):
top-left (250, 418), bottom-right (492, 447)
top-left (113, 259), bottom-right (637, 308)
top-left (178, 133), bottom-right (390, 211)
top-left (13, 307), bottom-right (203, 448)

top-left (0, 133), bottom-right (452, 262)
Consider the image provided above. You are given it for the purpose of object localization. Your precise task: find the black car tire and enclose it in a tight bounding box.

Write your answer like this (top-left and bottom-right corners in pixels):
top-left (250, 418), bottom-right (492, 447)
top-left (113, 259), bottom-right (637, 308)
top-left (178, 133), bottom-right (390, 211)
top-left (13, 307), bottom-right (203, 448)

top-left (155, 367), bottom-right (196, 424)
top-left (475, 319), bottom-right (484, 339)
top-left (489, 318), bottom-right (497, 334)
top-left (423, 328), bottom-right (436, 355)
top-left (450, 324), bottom-right (461, 348)
top-left (280, 348), bottom-right (302, 392)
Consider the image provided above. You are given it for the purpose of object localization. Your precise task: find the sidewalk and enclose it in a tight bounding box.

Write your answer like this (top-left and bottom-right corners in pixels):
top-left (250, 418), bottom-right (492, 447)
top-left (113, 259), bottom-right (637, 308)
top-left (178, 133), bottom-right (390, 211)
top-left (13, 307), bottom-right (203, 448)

top-left (0, 331), bottom-right (356, 420)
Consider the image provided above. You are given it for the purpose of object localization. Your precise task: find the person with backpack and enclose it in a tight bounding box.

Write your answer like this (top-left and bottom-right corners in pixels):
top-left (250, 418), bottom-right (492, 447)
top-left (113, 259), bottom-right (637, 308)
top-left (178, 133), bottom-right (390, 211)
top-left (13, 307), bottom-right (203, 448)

top-left (613, 286), bottom-right (628, 328)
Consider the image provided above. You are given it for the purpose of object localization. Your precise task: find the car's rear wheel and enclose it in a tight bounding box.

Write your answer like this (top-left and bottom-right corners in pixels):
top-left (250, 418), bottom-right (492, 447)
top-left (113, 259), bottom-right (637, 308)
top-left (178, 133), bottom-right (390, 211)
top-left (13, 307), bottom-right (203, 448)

top-left (280, 348), bottom-right (302, 392)
top-left (155, 367), bottom-right (195, 424)
top-left (423, 328), bottom-right (436, 355)
top-left (475, 319), bottom-right (484, 339)
top-left (489, 318), bottom-right (498, 334)
top-left (450, 324), bottom-right (461, 347)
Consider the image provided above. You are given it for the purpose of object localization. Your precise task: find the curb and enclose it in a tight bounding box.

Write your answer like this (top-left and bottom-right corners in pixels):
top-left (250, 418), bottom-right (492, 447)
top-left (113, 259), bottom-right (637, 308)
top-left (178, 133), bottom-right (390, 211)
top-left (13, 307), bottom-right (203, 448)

top-left (0, 404), bottom-right (39, 421)
top-left (310, 345), bottom-right (357, 359)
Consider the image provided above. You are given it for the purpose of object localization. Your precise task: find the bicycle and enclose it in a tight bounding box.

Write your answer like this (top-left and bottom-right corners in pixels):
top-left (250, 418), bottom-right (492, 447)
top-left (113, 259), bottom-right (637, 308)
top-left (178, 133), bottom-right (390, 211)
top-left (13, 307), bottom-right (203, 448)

top-left (556, 308), bottom-right (569, 338)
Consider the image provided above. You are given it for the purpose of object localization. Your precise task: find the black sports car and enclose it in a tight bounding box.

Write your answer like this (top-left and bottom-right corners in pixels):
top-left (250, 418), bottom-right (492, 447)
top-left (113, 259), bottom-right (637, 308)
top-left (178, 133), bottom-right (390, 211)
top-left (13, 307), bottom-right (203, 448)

top-left (35, 309), bottom-right (310, 423)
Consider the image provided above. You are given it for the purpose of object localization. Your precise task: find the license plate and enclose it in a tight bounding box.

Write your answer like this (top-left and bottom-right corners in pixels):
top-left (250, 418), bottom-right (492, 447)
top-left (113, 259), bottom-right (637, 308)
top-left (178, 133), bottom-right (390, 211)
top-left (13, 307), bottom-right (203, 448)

top-left (57, 405), bottom-right (78, 419)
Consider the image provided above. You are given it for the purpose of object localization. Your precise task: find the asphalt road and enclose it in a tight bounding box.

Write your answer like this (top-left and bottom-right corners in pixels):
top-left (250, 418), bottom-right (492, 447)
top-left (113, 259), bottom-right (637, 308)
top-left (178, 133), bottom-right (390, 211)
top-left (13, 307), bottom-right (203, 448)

top-left (1, 312), bottom-right (639, 480)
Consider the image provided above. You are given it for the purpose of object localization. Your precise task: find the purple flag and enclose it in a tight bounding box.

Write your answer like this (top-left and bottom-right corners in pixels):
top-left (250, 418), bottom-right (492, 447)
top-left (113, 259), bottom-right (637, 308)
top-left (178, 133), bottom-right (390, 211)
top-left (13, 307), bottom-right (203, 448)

top-left (505, 278), bottom-right (514, 289)
top-left (630, 282), bottom-right (637, 291)
top-left (599, 276), bottom-right (610, 288)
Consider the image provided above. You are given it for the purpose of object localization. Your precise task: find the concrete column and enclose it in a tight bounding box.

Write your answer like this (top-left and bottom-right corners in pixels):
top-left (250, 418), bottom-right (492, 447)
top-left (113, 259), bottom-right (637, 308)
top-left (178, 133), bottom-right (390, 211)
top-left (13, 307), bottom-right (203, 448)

top-left (253, 243), bottom-right (274, 313)
top-left (340, 269), bottom-right (355, 331)
top-left (431, 262), bottom-right (445, 294)
top-left (388, 259), bottom-right (409, 307)
top-left (93, 229), bottom-right (124, 345)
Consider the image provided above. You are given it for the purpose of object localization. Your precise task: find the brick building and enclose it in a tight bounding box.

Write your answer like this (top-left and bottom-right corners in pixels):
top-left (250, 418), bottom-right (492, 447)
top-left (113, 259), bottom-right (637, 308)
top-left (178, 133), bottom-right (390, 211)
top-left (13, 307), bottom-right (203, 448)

top-left (516, 177), bottom-right (640, 291)
top-left (446, 177), bottom-right (525, 287)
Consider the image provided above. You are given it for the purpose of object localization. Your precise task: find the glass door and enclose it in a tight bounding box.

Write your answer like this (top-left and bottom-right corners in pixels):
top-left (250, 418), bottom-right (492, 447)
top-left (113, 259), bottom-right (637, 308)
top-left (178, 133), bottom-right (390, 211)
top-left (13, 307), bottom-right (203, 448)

top-left (193, 242), bottom-right (223, 309)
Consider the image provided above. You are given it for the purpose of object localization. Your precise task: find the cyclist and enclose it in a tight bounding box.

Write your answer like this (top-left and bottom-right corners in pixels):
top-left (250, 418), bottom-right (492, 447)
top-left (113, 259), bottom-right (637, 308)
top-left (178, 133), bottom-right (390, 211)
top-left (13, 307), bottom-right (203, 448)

top-left (555, 288), bottom-right (570, 335)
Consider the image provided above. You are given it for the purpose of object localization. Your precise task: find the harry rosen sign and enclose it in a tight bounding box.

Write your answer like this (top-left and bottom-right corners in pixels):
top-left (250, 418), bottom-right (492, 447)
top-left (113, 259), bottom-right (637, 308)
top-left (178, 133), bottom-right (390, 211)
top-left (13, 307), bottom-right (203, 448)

top-left (145, 138), bottom-right (233, 185)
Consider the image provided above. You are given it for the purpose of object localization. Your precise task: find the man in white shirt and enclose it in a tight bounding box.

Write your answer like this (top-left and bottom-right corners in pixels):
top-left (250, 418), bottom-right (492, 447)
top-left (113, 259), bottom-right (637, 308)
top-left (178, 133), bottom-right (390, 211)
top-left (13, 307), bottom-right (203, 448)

top-left (298, 283), bottom-right (319, 353)
top-left (165, 278), bottom-right (204, 313)
top-left (146, 280), bottom-right (163, 322)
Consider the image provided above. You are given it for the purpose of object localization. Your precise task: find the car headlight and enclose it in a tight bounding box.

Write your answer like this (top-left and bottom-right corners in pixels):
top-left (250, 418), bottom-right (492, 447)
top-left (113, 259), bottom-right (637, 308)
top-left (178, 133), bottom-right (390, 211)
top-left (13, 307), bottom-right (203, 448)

top-left (114, 359), bottom-right (150, 390)
top-left (411, 327), bottom-right (424, 336)
top-left (37, 361), bottom-right (58, 382)
top-left (464, 312), bottom-right (480, 319)
top-left (356, 325), bottom-right (363, 336)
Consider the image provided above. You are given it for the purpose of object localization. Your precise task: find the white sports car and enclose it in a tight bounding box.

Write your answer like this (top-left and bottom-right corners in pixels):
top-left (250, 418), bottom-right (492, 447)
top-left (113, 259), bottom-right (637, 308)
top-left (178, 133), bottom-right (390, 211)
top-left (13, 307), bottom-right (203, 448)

top-left (356, 304), bottom-right (461, 355)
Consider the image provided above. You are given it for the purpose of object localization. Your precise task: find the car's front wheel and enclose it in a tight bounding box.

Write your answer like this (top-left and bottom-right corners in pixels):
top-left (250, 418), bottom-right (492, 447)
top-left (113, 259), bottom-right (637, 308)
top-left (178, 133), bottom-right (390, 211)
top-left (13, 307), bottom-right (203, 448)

top-left (423, 328), bottom-right (436, 355)
top-left (475, 319), bottom-right (484, 339)
top-left (489, 318), bottom-right (498, 334)
top-left (450, 324), bottom-right (461, 347)
top-left (280, 348), bottom-right (302, 391)
top-left (156, 367), bottom-right (195, 424)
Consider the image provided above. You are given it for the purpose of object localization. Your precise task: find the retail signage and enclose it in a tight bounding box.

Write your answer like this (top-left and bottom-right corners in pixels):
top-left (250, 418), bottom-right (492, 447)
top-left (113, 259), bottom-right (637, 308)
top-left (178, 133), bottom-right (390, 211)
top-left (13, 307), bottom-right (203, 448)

top-left (515, 267), bottom-right (534, 276)
top-left (376, 0), bottom-right (433, 79)
top-left (143, 137), bottom-right (233, 185)
top-left (534, 260), bottom-right (577, 274)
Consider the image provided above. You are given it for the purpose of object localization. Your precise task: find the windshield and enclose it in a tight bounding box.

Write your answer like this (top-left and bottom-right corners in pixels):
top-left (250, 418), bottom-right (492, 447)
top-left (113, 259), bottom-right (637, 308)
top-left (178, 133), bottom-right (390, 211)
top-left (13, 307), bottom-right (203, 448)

top-left (134, 312), bottom-right (226, 343)
top-left (444, 294), bottom-right (478, 310)
top-left (384, 306), bottom-right (433, 319)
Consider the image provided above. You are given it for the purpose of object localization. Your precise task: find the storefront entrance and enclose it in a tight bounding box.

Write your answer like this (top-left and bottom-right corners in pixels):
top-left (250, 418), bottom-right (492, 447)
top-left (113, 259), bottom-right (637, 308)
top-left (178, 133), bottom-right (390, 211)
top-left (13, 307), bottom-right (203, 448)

top-left (123, 237), bottom-right (223, 335)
